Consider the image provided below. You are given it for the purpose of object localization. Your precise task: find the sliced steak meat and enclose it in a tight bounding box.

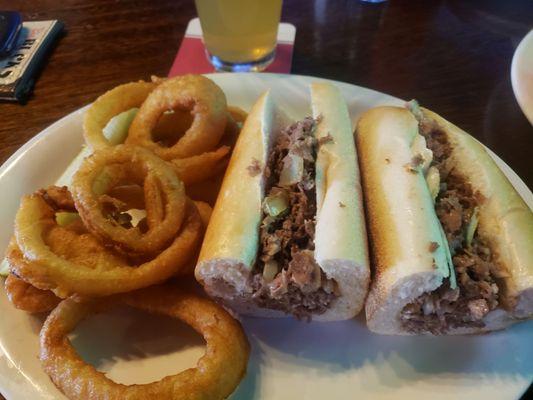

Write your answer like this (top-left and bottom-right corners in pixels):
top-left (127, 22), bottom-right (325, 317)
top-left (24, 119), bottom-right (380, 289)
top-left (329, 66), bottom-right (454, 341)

top-left (400, 125), bottom-right (504, 334)
top-left (288, 250), bottom-right (322, 293)
top-left (251, 257), bottom-right (338, 321)
top-left (253, 117), bottom-right (339, 319)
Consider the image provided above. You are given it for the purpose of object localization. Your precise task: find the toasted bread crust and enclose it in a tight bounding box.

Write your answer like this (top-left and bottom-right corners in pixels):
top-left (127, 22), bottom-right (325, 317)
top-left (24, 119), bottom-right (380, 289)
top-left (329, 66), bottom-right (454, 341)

top-left (357, 107), bottom-right (449, 331)
top-left (356, 107), bottom-right (413, 280)
top-left (197, 91), bottom-right (277, 270)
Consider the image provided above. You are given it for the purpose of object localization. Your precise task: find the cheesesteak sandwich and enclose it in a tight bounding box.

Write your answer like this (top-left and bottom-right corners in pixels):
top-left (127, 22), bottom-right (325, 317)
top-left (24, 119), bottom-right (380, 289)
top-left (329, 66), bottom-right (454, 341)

top-left (195, 83), bottom-right (370, 321)
top-left (357, 102), bottom-right (533, 335)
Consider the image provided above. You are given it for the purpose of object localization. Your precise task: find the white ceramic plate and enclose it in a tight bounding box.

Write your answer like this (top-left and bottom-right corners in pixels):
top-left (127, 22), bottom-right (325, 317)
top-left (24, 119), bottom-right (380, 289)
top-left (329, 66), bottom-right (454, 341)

top-left (0, 73), bottom-right (531, 400)
top-left (511, 29), bottom-right (533, 125)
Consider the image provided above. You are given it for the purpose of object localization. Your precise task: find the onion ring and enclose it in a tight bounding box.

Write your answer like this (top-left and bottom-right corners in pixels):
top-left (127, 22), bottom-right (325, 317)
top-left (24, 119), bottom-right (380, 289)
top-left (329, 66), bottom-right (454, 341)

top-left (84, 81), bottom-right (157, 151)
top-left (227, 106), bottom-right (248, 125)
top-left (72, 145), bottom-right (186, 255)
top-left (40, 284), bottom-right (250, 400)
top-left (13, 190), bottom-right (203, 297)
top-left (193, 201), bottom-right (212, 228)
top-left (170, 145), bottom-right (231, 185)
top-left (126, 75), bottom-right (228, 159)
top-left (143, 172), bottom-right (164, 229)
top-left (170, 202), bottom-right (212, 278)
top-left (4, 272), bottom-right (60, 314)
top-left (185, 174), bottom-right (225, 207)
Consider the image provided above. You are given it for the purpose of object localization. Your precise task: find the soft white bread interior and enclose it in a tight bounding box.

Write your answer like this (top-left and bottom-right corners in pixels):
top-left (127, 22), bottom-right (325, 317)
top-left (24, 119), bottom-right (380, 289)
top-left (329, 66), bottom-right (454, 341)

top-left (358, 106), bottom-right (533, 335)
top-left (196, 84), bottom-right (370, 321)
top-left (311, 82), bottom-right (370, 320)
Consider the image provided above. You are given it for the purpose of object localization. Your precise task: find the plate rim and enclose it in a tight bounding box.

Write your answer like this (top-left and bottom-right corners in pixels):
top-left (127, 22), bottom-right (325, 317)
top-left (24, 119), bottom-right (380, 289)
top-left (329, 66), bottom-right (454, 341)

top-left (511, 29), bottom-right (533, 125)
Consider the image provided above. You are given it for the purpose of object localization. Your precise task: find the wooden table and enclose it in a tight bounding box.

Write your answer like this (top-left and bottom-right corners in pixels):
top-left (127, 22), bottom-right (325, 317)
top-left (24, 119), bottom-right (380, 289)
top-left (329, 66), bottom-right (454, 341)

top-left (0, 0), bottom-right (531, 399)
top-left (0, 0), bottom-right (531, 185)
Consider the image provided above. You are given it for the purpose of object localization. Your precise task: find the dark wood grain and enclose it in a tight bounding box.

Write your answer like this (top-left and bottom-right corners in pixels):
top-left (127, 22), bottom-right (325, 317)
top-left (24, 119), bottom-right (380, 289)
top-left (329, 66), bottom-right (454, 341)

top-left (0, 0), bottom-right (532, 398)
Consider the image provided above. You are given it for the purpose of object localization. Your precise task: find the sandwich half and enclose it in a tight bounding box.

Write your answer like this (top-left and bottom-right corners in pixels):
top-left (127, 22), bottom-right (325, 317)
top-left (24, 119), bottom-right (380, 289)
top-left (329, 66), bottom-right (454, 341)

top-left (195, 83), bottom-right (370, 321)
top-left (357, 102), bottom-right (533, 334)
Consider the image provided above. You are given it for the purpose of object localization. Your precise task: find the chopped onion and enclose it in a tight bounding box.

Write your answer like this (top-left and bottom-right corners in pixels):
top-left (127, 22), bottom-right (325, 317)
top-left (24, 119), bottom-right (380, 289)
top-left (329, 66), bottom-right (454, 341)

top-left (0, 261), bottom-right (10, 277)
top-left (438, 222), bottom-right (457, 290)
top-left (279, 153), bottom-right (303, 187)
top-left (55, 212), bottom-right (80, 226)
top-left (103, 108), bottom-right (138, 145)
top-left (263, 190), bottom-right (289, 218)
top-left (411, 135), bottom-right (433, 172)
top-left (263, 260), bottom-right (279, 282)
top-left (465, 208), bottom-right (479, 247)
top-left (406, 99), bottom-right (423, 120)
top-left (426, 166), bottom-right (440, 202)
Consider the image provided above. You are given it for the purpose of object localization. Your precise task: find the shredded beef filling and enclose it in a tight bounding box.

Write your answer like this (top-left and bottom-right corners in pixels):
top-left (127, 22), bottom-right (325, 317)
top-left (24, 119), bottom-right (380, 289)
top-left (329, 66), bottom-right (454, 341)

top-left (400, 124), bottom-right (504, 334)
top-left (251, 117), bottom-right (339, 320)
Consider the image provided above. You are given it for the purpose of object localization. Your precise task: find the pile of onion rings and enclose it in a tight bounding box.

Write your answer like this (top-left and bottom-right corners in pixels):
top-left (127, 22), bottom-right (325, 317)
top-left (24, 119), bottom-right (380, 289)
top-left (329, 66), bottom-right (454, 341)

top-left (13, 183), bottom-right (202, 298)
top-left (83, 74), bottom-right (246, 191)
top-left (3, 74), bottom-right (250, 399)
